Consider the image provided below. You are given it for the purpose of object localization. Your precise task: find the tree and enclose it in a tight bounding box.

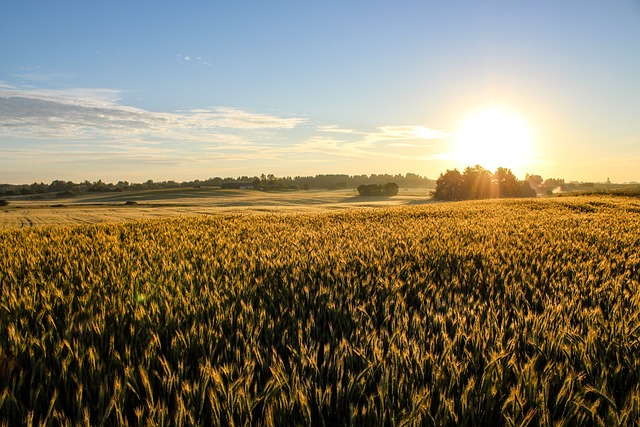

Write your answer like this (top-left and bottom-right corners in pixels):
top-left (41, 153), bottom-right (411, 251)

top-left (493, 167), bottom-right (518, 198)
top-left (49, 180), bottom-right (73, 193)
top-left (384, 182), bottom-right (399, 196)
top-left (462, 165), bottom-right (492, 199)
top-left (525, 174), bottom-right (543, 189)
top-left (543, 178), bottom-right (564, 189)
top-left (357, 182), bottom-right (399, 196)
top-left (433, 169), bottom-right (464, 201)
top-left (515, 180), bottom-right (537, 197)
top-left (328, 181), bottom-right (347, 190)
top-left (434, 166), bottom-right (536, 201)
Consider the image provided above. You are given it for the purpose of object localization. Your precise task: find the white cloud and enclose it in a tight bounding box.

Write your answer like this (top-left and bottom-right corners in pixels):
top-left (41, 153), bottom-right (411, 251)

top-left (0, 86), bottom-right (307, 143)
top-left (0, 84), bottom-right (123, 104)
top-left (291, 136), bottom-right (348, 155)
top-left (317, 125), bottom-right (361, 134)
top-left (368, 125), bottom-right (449, 142)
top-left (289, 124), bottom-right (450, 161)
top-left (176, 107), bottom-right (306, 130)
top-left (316, 124), bottom-right (448, 141)
top-left (0, 83), bottom-right (456, 181)
top-left (177, 54), bottom-right (212, 66)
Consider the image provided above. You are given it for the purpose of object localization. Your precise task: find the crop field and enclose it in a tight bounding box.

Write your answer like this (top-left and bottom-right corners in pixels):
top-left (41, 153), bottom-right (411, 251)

top-left (0, 188), bottom-right (431, 229)
top-left (1, 196), bottom-right (639, 425)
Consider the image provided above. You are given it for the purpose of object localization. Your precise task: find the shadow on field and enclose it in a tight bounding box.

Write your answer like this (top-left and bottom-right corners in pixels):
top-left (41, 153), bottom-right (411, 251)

top-left (339, 194), bottom-right (434, 206)
top-left (340, 195), bottom-right (396, 203)
top-left (78, 188), bottom-right (246, 203)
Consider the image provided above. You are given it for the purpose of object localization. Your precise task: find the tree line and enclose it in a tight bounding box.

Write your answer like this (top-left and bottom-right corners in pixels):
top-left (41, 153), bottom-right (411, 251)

top-left (1, 169), bottom-right (606, 199)
top-left (0, 173), bottom-right (435, 196)
top-left (433, 165), bottom-right (536, 201)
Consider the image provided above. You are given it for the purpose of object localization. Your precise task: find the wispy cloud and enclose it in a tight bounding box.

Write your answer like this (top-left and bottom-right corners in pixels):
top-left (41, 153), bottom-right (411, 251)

top-left (290, 124), bottom-right (450, 162)
top-left (176, 107), bottom-right (306, 130)
top-left (8, 66), bottom-right (78, 85)
top-left (13, 72), bottom-right (78, 84)
top-left (0, 83), bottom-right (454, 180)
top-left (317, 125), bottom-right (362, 134)
top-left (367, 125), bottom-right (449, 142)
top-left (317, 124), bottom-right (448, 141)
top-left (290, 136), bottom-right (356, 156)
top-left (177, 54), bottom-right (212, 66)
top-left (1, 84), bottom-right (122, 104)
top-left (0, 85), bottom-right (307, 143)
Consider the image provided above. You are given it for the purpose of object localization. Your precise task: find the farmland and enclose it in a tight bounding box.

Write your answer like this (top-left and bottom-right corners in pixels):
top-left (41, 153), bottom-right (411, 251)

top-left (0, 188), bottom-right (431, 229)
top-left (1, 196), bottom-right (639, 425)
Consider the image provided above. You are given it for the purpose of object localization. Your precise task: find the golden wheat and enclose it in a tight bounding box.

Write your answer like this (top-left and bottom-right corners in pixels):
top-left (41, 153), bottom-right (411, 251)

top-left (0, 196), bottom-right (639, 425)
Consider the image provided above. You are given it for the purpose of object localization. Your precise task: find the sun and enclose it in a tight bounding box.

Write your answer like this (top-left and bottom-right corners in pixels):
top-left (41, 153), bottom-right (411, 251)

top-left (454, 105), bottom-right (533, 172)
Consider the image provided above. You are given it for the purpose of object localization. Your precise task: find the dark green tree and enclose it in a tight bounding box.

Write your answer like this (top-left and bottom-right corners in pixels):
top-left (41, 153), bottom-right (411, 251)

top-left (433, 169), bottom-right (464, 201)
top-left (384, 182), bottom-right (399, 196)
top-left (357, 183), bottom-right (399, 196)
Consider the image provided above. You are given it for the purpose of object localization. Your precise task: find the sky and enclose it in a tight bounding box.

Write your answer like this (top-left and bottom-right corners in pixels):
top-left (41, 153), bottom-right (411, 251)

top-left (1, 1), bottom-right (639, 184)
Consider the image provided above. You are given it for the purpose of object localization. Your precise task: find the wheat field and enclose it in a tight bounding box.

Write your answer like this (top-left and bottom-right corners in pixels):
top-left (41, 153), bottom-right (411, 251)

top-left (0, 188), bottom-right (431, 229)
top-left (1, 196), bottom-right (639, 425)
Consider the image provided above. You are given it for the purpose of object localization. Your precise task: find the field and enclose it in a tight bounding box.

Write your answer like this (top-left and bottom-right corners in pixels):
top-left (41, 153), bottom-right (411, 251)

top-left (1, 196), bottom-right (639, 425)
top-left (0, 188), bottom-right (431, 229)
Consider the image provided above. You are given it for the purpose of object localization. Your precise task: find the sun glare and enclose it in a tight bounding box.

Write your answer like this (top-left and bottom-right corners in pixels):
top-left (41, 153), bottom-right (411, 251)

top-left (454, 106), bottom-right (533, 172)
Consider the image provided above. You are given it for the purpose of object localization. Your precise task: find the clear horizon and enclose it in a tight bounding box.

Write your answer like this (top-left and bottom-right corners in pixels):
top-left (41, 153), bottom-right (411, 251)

top-left (2, 1), bottom-right (639, 184)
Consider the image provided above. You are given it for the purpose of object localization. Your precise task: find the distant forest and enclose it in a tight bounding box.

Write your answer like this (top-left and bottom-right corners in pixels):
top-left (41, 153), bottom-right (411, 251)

top-left (0, 173), bottom-right (435, 196)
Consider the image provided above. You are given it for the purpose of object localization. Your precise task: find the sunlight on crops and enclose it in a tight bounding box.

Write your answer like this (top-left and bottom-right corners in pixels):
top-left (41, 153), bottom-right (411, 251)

top-left (1, 197), bottom-right (639, 425)
top-left (0, 188), bottom-right (431, 229)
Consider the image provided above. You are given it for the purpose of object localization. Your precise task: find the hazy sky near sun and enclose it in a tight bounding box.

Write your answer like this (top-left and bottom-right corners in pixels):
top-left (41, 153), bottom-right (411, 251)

top-left (1, 1), bottom-right (639, 184)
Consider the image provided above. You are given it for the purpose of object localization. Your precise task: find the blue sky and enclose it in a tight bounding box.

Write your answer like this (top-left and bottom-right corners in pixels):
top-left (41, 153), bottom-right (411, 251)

top-left (1, 1), bottom-right (639, 184)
